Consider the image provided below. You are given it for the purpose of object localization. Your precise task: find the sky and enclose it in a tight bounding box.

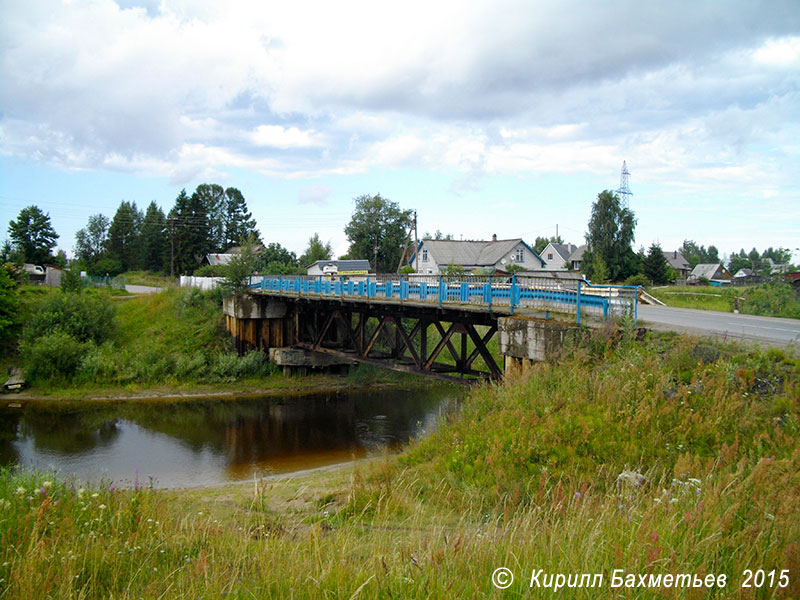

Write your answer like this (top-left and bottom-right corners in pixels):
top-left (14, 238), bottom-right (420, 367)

top-left (1, 0), bottom-right (799, 263)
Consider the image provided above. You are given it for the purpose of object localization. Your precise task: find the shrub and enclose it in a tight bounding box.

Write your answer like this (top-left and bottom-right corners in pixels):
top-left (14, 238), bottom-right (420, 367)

top-left (20, 331), bottom-right (88, 381)
top-left (21, 292), bottom-right (115, 346)
top-left (60, 269), bottom-right (85, 293)
top-left (0, 264), bottom-right (20, 344)
top-left (623, 273), bottom-right (650, 287)
top-left (77, 342), bottom-right (119, 381)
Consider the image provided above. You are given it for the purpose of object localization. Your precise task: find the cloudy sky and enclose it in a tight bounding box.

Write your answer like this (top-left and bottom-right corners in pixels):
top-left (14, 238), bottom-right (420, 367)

top-left (2, 0), bottom-right (799, 262)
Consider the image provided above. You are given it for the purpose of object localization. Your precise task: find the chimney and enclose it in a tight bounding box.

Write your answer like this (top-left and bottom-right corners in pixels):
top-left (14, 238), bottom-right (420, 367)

top-left (492, 234), bottom-right (497, 242)
top-left (674, 251), bottom-right (677, 259)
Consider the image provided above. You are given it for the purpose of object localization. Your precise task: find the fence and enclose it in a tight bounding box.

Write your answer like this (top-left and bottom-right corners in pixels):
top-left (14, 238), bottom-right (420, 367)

top-left (82, 275), bottom-right (126, 290)
top-left (248, 274), bottom-right (639, 324)
top-left (179, 275), bottom-right (225, 290)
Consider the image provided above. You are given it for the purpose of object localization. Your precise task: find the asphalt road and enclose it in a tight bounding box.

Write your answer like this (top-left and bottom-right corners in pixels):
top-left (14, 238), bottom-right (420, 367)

top-left (637, 304), bottom-right (800, 347)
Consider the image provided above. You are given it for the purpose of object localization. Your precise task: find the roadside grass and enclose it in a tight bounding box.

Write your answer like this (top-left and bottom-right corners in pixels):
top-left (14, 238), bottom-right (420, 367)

top-left (120, 271), bottom-right (177, 288)
top-left (650, 283), bottom-right (800, 318)
top-left (3, 332), bottom-right (798, 598)
top-left (649, 285), bottom-right (732, 312)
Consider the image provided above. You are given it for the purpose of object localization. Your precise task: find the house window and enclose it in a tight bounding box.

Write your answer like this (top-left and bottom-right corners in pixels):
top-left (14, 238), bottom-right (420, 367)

top-left (422, 249), bottom-right (428, 262)
top-left (514, 247), bottom-right (524, 262)
top-left (547, 253), bottom-right (553, 260)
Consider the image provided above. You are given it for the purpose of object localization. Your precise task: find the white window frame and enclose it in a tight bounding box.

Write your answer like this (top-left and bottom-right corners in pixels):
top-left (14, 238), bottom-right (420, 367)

top-left (514, 247), bottom-right (524, 262)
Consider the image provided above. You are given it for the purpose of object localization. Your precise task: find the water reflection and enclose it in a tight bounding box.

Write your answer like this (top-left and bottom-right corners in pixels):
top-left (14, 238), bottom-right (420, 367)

top-left (0, 388), bottom-right (458, 487)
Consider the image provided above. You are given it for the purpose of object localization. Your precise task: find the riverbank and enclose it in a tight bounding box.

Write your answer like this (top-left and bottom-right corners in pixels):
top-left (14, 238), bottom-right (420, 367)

top-left (2, 332), bottom-right (798, 598)
top-left (2, 368), bottom-right (435, 407)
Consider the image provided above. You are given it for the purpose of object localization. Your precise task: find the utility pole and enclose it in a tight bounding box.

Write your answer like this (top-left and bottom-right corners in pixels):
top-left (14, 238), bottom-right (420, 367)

top-left (413, 210), bottom-right (419, 273)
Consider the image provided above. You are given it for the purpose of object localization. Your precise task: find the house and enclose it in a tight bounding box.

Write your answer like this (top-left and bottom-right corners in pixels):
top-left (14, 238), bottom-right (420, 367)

top-left (663, 250), bottom-right (691, 278)
top-left (203, 245), bottom-right (266, 267)
top-left (204, 253), bottom-right (236, 266)
top-left (540, 242), bottom-right (578, 270)
top-left (762, 258), bottom-right (790, 275)
top-left (732, 268), bottom-right (760, 286)
top-left (409, 236), bottom-right (544, 275)
top-left (307, 259), bottom-right (371, 276)
top-left (689, 263), bottom-right (732, 284)
top-left (568, 245), bottom-right (586, 271)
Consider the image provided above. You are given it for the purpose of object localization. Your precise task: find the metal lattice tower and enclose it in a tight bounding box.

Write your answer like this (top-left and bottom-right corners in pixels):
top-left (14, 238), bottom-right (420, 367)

top-left (616, 160), bottom-right (633, 209)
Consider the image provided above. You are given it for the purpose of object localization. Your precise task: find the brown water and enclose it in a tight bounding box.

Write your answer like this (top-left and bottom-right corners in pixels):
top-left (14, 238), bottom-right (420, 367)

top-left (0, 387), bottom-right (460, 488)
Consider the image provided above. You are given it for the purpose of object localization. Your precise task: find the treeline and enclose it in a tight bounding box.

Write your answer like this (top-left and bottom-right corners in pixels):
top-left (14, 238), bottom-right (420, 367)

top-left (73, 184), bottom-right (259, 276)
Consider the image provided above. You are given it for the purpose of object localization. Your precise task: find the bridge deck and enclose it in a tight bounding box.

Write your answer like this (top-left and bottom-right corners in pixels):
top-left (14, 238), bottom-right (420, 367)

top-left (248, 274), bottom-right (639, 324)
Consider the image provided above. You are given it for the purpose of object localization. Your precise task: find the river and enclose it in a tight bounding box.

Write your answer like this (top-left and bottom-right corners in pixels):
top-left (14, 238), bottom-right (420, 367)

top-left (0, 387), bottom-right (460, 488)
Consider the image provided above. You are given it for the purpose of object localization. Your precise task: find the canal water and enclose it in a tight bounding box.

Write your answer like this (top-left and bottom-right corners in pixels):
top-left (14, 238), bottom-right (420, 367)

top-left (0, 387), bottom-right (460, 488)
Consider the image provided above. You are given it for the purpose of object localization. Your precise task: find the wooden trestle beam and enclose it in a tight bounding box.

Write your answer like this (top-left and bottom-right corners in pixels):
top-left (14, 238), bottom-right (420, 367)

top-left (289, 297), bottom-right (502, 383)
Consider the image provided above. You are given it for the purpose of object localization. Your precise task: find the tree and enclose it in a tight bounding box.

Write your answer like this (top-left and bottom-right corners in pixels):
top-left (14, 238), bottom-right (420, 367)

top-left (74, 214), bottom-right (110, 267)
top-left (257, 242), bottom-right (302, 274)
top-left (107, 201), bottom-right (143, 272)
top-left (533, 235), bottom-right (563, 254)
top-left (422, 230), bottom-right (454, 241)
top-left (344, 194), bottom-right (413, 273)
top-left (643, 242), bottom-right (669, 284)
top-left (193, 183), bottom-right (227, 252)
top-left (223, 187), bottom-right (259, 249)
top-left (167, 189), bottom-right (211, 275)
top-left (298, 233), bottom-right (333, 267)
top-left (728, 249), bottom-right (750, 275)
top-left (0, 264), bottom-right (20, 343)
top-left (590, 253), bottom-right (609, 283)
top-left (223, 236), bottom-right (262, 294)
top-left (583, 191), bottom-right (637, 282)
top-left (8, 205), bottom-right (59, 265)
top-left (140, 201), bottom-right (166, 272)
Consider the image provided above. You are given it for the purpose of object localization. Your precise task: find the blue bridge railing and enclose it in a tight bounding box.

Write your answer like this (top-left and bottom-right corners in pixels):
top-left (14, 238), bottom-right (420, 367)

top-left (248, 274), bottom-right (639, 324)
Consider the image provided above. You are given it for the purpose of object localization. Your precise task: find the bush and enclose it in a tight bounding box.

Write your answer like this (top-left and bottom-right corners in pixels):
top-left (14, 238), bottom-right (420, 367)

top-left (623, 273), bottom-right (650, 287)
top-left (194, 264), bottom-right (227, 277)
top-left (60, 269), bottom-right (85, 293)
top-left (738, 283), bottom-right (800, 318)
top-left (21, 292), bottom-right (115, 346)
top-left (0, 264), bottom-right (20, 345)
top-left (20, 331), bottom-right (88, 381)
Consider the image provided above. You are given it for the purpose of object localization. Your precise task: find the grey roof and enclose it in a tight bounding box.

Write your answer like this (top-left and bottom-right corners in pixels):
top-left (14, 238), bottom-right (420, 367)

top-left (548, 243), bottom-right (577, 260)
top-left (734, 268), bottom-right (754, 278)
top-left (663, 250), bottom-right (690, 271)
top-left (568, 245), bottom-right (586, 261)
top-left (690, 263), bottom-right (730, 280)
top-left (423, 238), bottom-right (538, 267)
top-left (308, 259), bottom-right (371, 271)
top-left (206, 253), bottom-right (236, 266)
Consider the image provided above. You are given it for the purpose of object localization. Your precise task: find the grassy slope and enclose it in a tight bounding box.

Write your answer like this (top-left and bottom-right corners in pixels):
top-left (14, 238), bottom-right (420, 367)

top-left (3, 332), bottom-right (799, 598)
top-left (650, 284), bottom-right (800, 318)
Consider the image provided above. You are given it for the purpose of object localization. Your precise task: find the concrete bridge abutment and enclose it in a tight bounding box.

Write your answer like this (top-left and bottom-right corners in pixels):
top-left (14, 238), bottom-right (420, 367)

top-left (498, 316), bottom-right (580, 373)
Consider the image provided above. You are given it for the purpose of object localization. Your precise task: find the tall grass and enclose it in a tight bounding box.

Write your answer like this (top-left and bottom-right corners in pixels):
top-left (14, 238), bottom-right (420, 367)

top-left (651, 283), bottom-right (800, 318)
top-left (3, 332), bottom-right (798, 597)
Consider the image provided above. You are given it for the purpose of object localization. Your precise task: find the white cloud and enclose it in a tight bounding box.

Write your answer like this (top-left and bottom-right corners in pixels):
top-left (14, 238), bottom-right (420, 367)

top-left (250, 125), bottom-right (322, 148)
top-left (0, 0), bottom-right (798, 209)
top-left (297, 184), bottom-right (332, 205)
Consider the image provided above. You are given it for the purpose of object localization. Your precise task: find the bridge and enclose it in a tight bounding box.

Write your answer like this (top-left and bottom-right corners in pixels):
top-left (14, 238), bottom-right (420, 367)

top-left (223, 274), bottom-right (640, 382)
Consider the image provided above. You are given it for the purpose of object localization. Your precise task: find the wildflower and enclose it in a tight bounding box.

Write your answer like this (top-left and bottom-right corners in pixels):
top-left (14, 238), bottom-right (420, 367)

top-left (42, 481), bottom-right (52, 490)
top-left (99, 504), bottom-right (106, 510)
top-left (653, 497), bottom-right (662, 503)
top-left (78, 488), bottom-right (85, 496)
top-left (91, 493), bottom-right (99, 498)
top-left (15, 487), bottom-right (25, 496)
top-left (574, 492), bottom-right (582, 499)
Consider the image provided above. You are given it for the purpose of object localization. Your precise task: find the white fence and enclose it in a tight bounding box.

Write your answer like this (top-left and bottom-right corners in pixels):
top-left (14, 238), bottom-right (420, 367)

top-left (179, 275), bottom-right (225, 290)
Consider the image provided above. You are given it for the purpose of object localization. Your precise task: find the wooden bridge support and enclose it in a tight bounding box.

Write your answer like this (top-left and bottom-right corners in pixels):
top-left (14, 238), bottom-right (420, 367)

top-left (224, 292), bottom-right (579, 383)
